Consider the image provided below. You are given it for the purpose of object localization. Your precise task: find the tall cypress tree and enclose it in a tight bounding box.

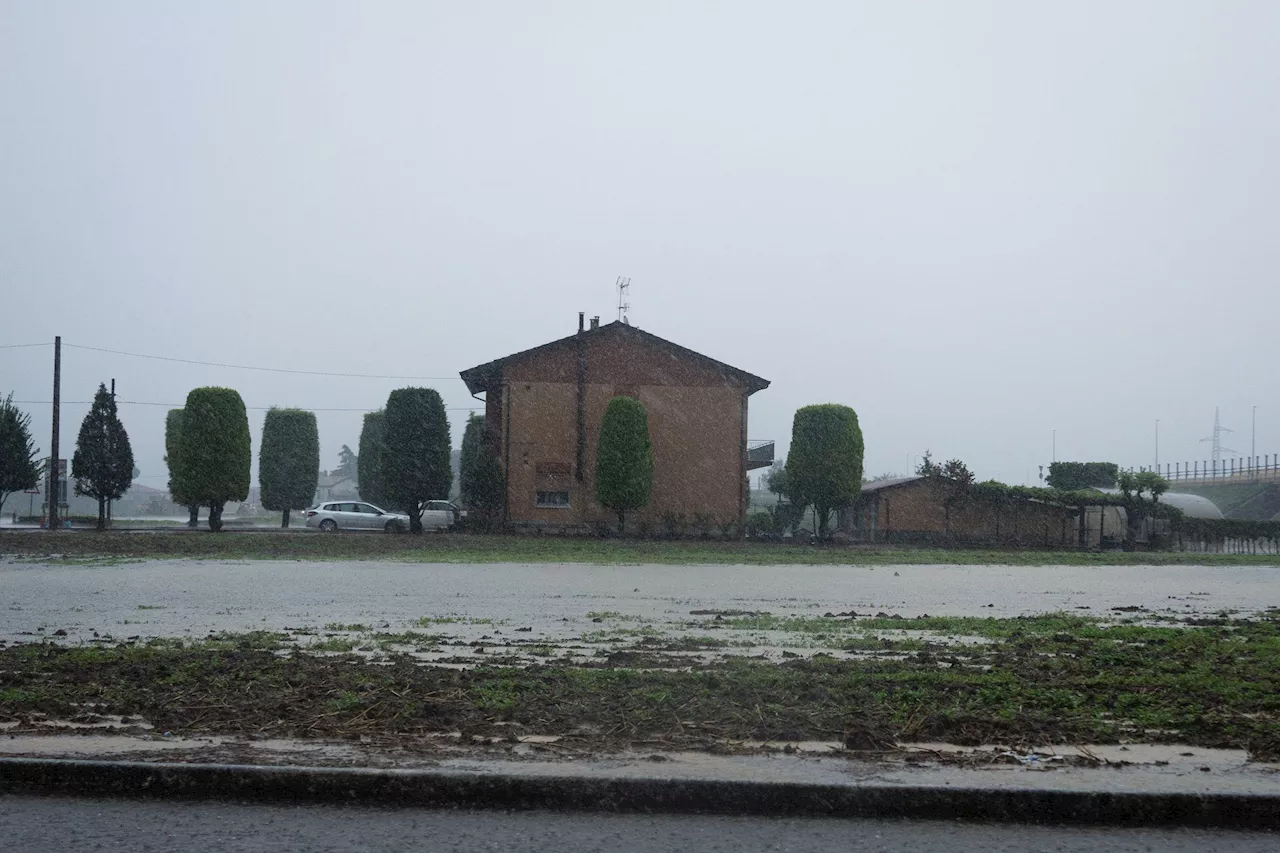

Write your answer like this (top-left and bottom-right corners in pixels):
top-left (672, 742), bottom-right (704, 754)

top-left (381, 388), bottom-right (452, 533)
top-left (459, 413), bottom-right (504, 518)
top-left (177, 387), bottom-right (251, 532)
top-left (71, 384), bottom-right (135, 530)
top-left (594, 396), bottom-right (653, 532)
top-left (785, 404), bottom-right (864, 539)
top-left (259, 408), bottom-right (320, 528)
top-left (164, 409), bottom-right (199, 527)
top-left (357, 410), bottom-right (389, 508)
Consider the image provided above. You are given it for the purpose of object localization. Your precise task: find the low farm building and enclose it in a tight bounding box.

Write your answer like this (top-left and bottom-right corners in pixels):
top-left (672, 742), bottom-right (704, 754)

top-left (460, 314), bottom-right (773, 531)
top-left (839, 476), bottom-right (1078, 546)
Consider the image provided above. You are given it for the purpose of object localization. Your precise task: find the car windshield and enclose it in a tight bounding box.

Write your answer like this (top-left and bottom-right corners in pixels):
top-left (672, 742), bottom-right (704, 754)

top-left (4, 4), bottom-right (1279, 839)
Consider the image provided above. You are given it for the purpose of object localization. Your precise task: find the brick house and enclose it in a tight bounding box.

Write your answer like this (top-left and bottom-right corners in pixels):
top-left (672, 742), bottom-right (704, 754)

top-left (460, 315), bottom-right (773, 530)
top-left (840, 476), bottom-right (1078, 546)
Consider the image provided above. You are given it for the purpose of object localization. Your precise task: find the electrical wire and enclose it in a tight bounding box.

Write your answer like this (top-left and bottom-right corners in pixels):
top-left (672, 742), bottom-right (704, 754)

top-left (14, 400), bottom-right (481, 412)
top-left (0, 343), bottom-right (52, 349)
top-left (60, 343), bottom-right (460, 381)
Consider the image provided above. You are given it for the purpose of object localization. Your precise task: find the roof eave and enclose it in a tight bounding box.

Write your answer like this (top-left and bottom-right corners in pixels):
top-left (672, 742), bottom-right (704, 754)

top-left (457, 321), bottom-right (771, 394)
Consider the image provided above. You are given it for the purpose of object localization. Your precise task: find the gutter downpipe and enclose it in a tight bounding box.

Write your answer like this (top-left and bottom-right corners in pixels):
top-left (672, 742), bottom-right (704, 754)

top-left (502, 379), bottom-right (511, 527)
top-left (576, 315), bottom-right (586, 484)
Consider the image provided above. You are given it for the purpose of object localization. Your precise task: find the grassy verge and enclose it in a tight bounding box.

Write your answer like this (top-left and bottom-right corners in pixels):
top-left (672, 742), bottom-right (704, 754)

top-left (3, 616), bottom-right (1278, 757)
top-left (3, 531), bottom-right (1278, 566)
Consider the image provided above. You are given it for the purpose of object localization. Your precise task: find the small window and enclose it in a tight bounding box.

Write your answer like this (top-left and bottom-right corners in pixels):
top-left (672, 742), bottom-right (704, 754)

top-left (536, 490), bottom-right (571, 508)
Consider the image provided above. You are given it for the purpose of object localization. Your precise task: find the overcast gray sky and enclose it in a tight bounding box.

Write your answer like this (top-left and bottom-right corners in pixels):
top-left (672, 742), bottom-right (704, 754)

top-left (2, 0), bottom-right (1278, 491)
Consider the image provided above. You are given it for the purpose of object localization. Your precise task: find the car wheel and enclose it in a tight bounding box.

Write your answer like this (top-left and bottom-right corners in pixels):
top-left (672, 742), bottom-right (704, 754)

top-left (319, 519), bottom-right (338, 532)
top-left (384, 520), bottom-right (402, 534)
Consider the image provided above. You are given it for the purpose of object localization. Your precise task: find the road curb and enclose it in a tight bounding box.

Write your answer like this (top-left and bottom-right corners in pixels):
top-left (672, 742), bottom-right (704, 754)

top-left (2, 757), bottom-right (1277, 828)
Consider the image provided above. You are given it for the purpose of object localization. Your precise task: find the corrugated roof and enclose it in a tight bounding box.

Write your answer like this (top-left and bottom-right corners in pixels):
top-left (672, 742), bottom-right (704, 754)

top-left (1097, 488), bottom-right (1224, 519)
top-left (459, 320), bottom-right (770, 395)
top-left (858, 476), bottom-right (924, 493)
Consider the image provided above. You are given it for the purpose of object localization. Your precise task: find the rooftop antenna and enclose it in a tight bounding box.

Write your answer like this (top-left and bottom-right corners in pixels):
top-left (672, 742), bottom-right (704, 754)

top-left (616, 276), bottom-right (631, 325)
top-left (1200, 406), bottom-right (1239, 463)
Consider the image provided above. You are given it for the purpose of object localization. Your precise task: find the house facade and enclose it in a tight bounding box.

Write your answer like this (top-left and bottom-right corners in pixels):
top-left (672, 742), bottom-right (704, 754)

top-left (315, 473), bottom-right (359, 503)
top-left (460, 315), bottom-right (772, 530)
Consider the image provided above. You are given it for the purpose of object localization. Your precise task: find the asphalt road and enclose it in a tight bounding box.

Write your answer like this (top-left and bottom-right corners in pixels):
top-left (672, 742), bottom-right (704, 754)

top-left (0, 796), bottom-right (1275, 852)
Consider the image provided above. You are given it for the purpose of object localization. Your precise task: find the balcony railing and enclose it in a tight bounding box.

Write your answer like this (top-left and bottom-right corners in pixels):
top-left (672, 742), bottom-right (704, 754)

top-left (746, 440), bottom-right (775, 471)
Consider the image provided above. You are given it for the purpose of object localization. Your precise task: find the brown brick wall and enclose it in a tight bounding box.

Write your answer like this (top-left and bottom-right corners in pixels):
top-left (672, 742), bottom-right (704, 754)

top-left (847, 480), bottom-right (1077, 546)
top-left (495, 332), bottom-right (751, 528)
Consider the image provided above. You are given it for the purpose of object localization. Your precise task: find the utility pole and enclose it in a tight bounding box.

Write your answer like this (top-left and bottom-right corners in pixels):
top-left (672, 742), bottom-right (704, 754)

top-left (47, 336), bottom-right (61, 531)
top-left (107, 378), bottom-right (115, 527)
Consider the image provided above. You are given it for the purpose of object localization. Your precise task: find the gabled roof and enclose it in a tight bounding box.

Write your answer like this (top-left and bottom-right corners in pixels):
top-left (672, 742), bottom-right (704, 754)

top-left (459, 320), bottom-right (770, 395)
top-left (317, 473), bottom-right (357, 489)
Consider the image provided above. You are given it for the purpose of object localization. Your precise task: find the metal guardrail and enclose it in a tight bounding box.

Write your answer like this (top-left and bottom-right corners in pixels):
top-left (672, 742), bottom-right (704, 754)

top-left (1138, 454), bottom-right (1280, 482)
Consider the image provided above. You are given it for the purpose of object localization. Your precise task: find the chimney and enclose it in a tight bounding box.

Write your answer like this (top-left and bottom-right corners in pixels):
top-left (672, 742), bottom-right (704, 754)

top-left (578, 312), bottom-right (585, 333)
top-left (590, 316), bottom-right (600, 330)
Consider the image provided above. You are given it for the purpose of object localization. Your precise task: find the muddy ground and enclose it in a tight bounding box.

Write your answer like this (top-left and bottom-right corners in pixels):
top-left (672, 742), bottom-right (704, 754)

top-left (3, 558), bottom-right (1278, 762)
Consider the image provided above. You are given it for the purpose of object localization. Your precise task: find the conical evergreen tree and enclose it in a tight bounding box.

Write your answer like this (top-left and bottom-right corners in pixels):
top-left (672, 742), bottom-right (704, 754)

top-left (71, 384), bottom-right (135, 530)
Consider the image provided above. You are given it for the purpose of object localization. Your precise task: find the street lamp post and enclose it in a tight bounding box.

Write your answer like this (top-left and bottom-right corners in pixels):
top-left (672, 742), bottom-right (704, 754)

top-left (1155, 419), bottom-right (1160, 471)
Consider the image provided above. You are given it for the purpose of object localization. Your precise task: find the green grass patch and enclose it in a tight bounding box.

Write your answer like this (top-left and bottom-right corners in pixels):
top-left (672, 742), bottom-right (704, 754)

top-left (323, 623), bottom-right (369, 632)
top-left (709, 612), bottom-right (1146, 639)
top-left (586, 611), bottom-right (647, 622)
top-left (309, 637), bottom-right (359, 653)
top-left (323, 690), bottom-right (362, 713)
top-left (415, 616), bottom-right (498, 628)
top-left (4, 531), bottom-right (1278, 566)
top-left (371, 632), bottom-right (444, 653)
top-left (580, 625), bottom-right (663, 643)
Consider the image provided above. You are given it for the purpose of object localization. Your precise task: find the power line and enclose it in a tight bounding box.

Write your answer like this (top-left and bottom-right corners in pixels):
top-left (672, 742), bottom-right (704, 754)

top-left (60, 343), bottom-right (460, 381)
top-left (0, 342), bottom-right (52, 349)
top-left (14, 400), bottom-right (481, 412)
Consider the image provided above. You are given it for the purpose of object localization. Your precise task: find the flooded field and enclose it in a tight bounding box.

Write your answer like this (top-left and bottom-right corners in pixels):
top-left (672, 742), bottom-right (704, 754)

top-left (3, 559), bottom-right (1277, 666)
top-left (4, 558), bottom-right (1278, 757)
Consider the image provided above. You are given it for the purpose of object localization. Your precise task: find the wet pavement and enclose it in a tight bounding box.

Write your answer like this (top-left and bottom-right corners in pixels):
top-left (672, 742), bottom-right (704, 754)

top-left (4, 731), bottom-right (1278, 787)
top-left (4, 796), bottom-right (1275, 853)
